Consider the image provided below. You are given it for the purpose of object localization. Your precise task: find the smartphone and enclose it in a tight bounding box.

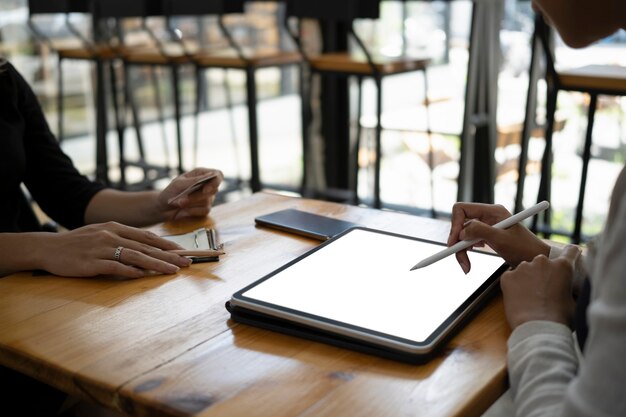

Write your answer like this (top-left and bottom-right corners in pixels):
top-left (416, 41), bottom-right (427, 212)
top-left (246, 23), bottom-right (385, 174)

top-left (254, 208), bottom-right (359, 241)
top-left (167, 173), bottom-right (218, 205)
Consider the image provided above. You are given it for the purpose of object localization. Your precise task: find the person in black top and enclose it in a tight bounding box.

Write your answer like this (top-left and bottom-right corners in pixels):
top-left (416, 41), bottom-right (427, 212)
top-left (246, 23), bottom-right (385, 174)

top-left (0, 59), bottom-right (223, 278)
top-left (1, 58), bottom-right (224, 416)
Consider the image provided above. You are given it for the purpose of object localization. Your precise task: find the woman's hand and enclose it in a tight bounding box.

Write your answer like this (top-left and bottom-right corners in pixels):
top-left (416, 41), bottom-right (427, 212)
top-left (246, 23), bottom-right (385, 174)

top-left (447, 202), bottom-right (550, 273)
top-left (501, 245), bottom-right (580, 330)
top-left (157, 168), bottom-right (224, 221)
top-left (37, 222), bottom-right (193, 278)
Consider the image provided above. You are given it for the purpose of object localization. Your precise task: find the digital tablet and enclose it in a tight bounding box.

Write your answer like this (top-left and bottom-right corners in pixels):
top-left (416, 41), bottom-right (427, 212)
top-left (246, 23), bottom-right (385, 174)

top-left (229, 227), bottom-right (508, 362)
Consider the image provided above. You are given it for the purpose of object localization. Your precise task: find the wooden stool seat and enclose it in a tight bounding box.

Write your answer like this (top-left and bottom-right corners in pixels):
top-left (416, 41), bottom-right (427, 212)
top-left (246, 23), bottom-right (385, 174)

top-left (121, 47), bottom-right (193, 65)
top-left (161, 0), bottom-right (306, 195)
top-left (559, 64), bottom-right (626, 93)
top-left (519, 15), bottom-right (626, 242)
top-left (56, 44), bottom-right (119, 60)
top-left (308, 52), bottom-right (431, 75)
top-left (285, 0), bottom-right (434, 208)
top-left (193, 49), bottom-right (302, 69)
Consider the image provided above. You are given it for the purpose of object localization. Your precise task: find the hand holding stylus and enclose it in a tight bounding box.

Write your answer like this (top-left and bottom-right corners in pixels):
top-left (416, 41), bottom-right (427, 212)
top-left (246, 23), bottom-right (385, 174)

top-left (411, 201), bottom-right (551, 272)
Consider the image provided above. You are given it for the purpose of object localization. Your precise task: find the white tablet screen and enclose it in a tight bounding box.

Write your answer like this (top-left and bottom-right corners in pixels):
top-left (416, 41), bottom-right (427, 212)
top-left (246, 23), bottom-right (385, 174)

top-left (240, 228), bottom-right (505, 344)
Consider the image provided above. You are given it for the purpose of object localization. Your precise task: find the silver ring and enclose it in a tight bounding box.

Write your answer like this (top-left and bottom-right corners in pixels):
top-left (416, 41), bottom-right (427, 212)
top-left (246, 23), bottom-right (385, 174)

top-left (114, 246), bottom-right (124, 262)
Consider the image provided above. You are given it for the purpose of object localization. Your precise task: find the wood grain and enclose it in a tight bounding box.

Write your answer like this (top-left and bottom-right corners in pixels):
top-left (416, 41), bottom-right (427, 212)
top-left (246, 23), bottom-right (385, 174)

top-left (0, 192), bottom-right (510, 417)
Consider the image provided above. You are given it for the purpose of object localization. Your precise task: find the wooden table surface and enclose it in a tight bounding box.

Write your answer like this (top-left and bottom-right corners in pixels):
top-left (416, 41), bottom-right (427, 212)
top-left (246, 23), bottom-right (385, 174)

top-left (0, 192), bottom-right (510, 417)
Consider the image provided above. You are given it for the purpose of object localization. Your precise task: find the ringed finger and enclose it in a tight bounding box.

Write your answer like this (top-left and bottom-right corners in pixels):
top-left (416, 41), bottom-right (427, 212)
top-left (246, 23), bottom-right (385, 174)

top-left (116, 248), bottom-right (181, 275)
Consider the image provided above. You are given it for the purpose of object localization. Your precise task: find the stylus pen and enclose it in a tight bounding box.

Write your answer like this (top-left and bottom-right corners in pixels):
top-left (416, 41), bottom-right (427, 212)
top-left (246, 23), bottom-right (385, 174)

top-left (410, 200), bottom-right (550, 271)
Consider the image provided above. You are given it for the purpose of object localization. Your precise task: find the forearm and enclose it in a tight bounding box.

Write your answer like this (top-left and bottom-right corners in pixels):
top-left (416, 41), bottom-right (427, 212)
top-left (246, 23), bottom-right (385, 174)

top-left (84, 189), bottom-right (166, 227)
top-left (0, 233), bottom-right (51, 276)
top-left (508, 321), bottom-right (580, 416)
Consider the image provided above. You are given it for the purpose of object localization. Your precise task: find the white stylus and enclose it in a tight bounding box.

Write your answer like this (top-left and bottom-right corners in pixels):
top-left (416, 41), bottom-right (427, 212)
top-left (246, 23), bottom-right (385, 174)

top-left (410, 201), bottom-right (550, 271)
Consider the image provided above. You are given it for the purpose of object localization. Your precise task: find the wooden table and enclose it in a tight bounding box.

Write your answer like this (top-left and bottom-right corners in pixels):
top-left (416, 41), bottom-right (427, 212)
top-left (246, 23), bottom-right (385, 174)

top-left (0, 192), bottom-right (510, 417)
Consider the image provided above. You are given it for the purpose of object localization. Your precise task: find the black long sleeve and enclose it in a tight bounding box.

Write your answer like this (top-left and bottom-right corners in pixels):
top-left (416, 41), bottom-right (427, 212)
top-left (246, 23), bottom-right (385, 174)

top-left (0, 62), bottom-right (105, 232)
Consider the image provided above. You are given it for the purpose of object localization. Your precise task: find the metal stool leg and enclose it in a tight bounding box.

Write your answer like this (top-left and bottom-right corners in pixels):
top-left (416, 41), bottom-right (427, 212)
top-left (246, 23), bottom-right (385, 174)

top-left (108, 61), bottom-right (126, 188)
top-left (373, 75), bottom-right (383, 209)
top-left (532, 86), bottom-right (558, 236)
top-left (193, 67), bottom-right (202, 167)
top-left (573, 93), bottom-right (597, 243)
top-left (94, 59), bottom-right (110, 186)
top-left (124, 64), bottom-right (150, 180)
top-left (422, 68), bottom-right (435, 218)
top-left (515, 21), bottom-right (541, 213)
top-left (246, 66), bottom-right (261, 192)
top-left (351, 76), bottom-right (364, 205)
top-left (171, 65), bottom-right (184, 174)
top-left (298, 63), bottom-right (310, 196)
top-left (57, 57), bottom-right (64, 143)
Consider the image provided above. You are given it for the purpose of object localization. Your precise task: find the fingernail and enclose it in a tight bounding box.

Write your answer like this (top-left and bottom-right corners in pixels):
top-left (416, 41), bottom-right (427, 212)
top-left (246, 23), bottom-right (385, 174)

top-left (179, 257), bottom-right (192, 267)
top-left (166, 265), bottom-right (180, 274)
top-left (461, 262), bottom-right (470, 275)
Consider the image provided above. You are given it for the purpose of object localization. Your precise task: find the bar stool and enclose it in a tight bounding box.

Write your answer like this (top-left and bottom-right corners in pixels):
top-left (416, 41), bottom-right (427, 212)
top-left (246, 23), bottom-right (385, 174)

top-left (285, 0), bottom-right (431, 208)
top-left (27, 0), bottom-right (117, 143)
top-left (92, 0), bottom-right (193, 187)
top-left (27, 0), bottom-right (149, 188)
top-left (517, 14), bottom-right (626, 243)
top-left (163, 0), bottom-right (304, 194)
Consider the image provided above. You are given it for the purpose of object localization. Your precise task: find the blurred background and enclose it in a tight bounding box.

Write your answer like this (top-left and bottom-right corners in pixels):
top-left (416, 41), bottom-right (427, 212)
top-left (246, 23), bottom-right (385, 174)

top-left (3, 0), bottom-right (626, 241)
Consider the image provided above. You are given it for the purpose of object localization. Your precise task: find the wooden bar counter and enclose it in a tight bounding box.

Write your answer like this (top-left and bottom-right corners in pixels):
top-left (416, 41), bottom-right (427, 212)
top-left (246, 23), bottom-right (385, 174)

top-left (0, 192), bottom-right (510, 417)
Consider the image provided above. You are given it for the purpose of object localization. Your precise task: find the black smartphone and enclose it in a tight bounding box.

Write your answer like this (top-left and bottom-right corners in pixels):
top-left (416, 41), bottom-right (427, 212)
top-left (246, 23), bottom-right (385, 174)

top-left (254, 209), bottom-right (359, 241)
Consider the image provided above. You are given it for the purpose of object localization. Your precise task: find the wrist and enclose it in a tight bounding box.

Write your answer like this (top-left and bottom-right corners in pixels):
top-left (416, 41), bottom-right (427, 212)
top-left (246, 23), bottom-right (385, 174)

top-left (508, 320), bottom-right (573, 350)
top-left (136, 190), bottom-right (176, 226)
top-left (510, 316), bottom-right (567, 331)
top-left (537, 240), bottom-right (552, 258)
top-left (152, 191), bottom-right (171, 223)
top-left (515, 232), bottom-right (552, 266)
top-left (0, 233), bottom-right (53, 275)
top-left (508, 307), bottom-right (572, 330)
top-left (30, 233), bottom-right (49, 271)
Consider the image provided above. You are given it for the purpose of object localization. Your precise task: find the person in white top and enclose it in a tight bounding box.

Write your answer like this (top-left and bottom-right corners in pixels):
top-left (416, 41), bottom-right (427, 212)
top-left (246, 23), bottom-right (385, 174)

top-left (447, 2), bottom-right (626, 416)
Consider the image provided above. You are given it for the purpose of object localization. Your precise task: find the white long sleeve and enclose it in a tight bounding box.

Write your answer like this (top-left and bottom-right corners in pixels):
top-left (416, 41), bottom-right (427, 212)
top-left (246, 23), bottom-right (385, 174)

top-left (506, 167), bottom-right (626, 417)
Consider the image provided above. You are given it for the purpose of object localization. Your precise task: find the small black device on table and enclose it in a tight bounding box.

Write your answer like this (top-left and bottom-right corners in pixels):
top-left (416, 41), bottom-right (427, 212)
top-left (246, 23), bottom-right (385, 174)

top-left (254, 208), bottom-right (359, 241)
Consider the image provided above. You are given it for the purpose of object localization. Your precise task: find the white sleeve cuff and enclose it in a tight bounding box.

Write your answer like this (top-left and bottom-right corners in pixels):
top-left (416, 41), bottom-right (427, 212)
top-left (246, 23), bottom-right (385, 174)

top-left (508, 320), bottom-right (573, 351)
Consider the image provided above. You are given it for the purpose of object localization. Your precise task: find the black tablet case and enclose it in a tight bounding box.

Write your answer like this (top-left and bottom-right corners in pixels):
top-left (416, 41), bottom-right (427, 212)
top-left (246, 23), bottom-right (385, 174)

top-left (226, 265), bottom-right (506, 364)
top-left (228, 226), bottom-right (508, 363)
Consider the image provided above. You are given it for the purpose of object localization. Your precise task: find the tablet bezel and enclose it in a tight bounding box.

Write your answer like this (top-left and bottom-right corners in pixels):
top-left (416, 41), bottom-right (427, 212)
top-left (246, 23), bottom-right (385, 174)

top-left (230, 227), bottom-right (508, 356)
